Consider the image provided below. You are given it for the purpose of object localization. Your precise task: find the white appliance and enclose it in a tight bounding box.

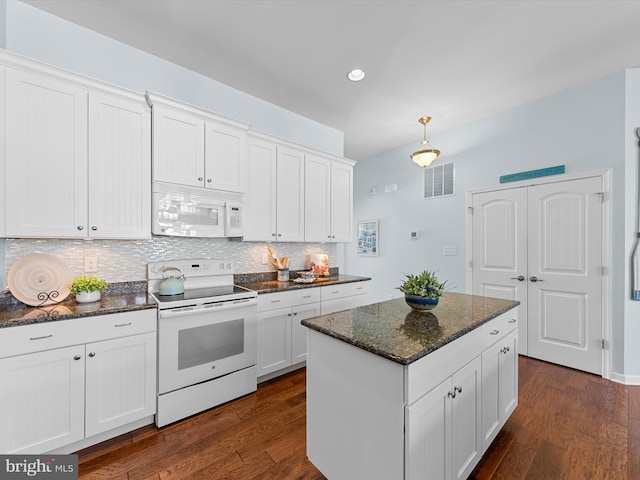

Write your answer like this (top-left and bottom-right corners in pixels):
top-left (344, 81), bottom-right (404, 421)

top-left (152, 182), bottom-right (243, 238)
top-left (148, 258), bottom-right (258, 427)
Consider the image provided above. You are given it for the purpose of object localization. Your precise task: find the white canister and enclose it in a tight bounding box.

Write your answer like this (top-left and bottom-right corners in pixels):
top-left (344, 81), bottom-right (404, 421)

top-left (277, 269), bottom-right (290, 282)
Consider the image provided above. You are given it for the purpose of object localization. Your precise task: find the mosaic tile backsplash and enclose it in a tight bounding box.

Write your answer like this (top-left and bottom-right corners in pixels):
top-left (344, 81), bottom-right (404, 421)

top-left (5, 238), bottom-right (338, 284)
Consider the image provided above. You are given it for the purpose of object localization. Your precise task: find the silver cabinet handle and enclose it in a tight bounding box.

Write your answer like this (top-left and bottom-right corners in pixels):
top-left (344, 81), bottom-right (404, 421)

top-left (270, 299), bottom-right (281, 303)
top-left (508, 319), bottom-right (517, 323)
top-left (74, 355), bottom-right (81, 361)
top-left (287, 312), bottom-right (292, 316)
top-left (88, 352), bottom-right (96, 357)
top-left (114, 322), bottom-right (132, 327)
top-left (448, 390), bottom-right (456, 399)
top-left (529, 276), bottom-right (543, 282)
top-left (490, 330), bottom-right (500, 335)
top-left (77, 225), bottom-right (84, 230)
top-left (198, 177), bottom-right (203, 181)
top-left (510, 275), bottom-right (525, 281)
top-left (207, 178), bottom-right (212, 183)
top-left (91, 226), bottom-right (98, 231)
top-left (277, 233), bottom-right (282, 237)
top-left (455, 386), bottom-right (462, 395)
top-left (30, 334), bottom-right (52, 341)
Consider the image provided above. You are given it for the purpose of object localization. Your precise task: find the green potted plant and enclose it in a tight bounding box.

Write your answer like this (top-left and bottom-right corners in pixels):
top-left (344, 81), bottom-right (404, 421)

top-left (69, 274), bottom-right (108, 303)
top-left (398, 270), bottom-right (447, 311)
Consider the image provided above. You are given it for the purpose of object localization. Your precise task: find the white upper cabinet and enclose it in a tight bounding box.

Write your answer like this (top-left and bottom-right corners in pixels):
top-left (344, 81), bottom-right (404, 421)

top-left (6, 68), bottom-right (89, 238)
top-left (304, 154), bottom-right (354, 242)
top-left (88, 92), bottom-right (151, 239)
top-left (205, 120), bottom-right (246, 193)
top-left (4, 58), bottom-right (151, 239)
top-left (244, 134), bottom-right (305, 242)
top-left (152, 105), bottom-right (205, 188)
top-left (150, 94), bottom-right (248, 194)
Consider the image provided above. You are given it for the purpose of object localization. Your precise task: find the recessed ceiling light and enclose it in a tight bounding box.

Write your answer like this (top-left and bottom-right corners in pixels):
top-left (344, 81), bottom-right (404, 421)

top-left (347, 69), bottom-right (365, 82)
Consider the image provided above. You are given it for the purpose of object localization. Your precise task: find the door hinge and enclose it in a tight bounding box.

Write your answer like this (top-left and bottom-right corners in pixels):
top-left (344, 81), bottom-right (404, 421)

top-left (602, 339), bottom-right (606, 349)
top-left (468, 206), bottom-right (474, 214)
top-left (595, 192), bottom-right (605, 203)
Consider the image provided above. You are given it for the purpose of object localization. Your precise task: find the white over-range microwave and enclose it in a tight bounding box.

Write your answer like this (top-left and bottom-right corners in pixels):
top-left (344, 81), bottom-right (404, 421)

top-left (152, 182), bottom-right (243, 238)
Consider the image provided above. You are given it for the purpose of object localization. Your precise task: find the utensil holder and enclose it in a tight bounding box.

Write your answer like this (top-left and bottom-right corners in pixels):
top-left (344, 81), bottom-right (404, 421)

top-left (277, 269), bottom-right (290, 282)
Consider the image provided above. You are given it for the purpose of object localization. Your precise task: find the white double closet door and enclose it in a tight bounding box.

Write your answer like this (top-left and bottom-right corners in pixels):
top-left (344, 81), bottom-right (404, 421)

top-left (471, 176), bottom-right (604, 375)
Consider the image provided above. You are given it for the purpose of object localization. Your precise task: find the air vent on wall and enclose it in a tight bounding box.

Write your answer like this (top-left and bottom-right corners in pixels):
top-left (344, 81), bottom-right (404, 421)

top-left (424, 162), bottom-right (454, 199)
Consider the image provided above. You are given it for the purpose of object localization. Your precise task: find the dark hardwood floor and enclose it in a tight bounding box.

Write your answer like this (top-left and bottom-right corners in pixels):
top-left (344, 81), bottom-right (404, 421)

top-left (77, 357), bottom-right (640, 479)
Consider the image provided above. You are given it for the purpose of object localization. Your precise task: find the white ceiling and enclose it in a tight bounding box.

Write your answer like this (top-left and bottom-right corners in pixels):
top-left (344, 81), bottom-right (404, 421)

top-left (23, 0), bottom-right (640, 160)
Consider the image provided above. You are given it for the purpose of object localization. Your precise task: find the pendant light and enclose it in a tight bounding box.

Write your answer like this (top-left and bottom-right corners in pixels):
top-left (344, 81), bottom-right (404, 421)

top-left (410, 116), bottom-right (441, 167)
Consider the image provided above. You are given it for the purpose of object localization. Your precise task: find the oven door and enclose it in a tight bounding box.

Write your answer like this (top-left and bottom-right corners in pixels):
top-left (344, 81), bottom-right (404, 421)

top-left (157, 298), bottom-right (257, 394)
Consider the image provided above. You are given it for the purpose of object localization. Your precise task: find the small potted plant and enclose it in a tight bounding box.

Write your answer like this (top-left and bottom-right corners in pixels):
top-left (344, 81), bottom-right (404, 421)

top-left (69, 274), bottom-right (108, 303)
top-left (398, 270), bottom-right (447, 311)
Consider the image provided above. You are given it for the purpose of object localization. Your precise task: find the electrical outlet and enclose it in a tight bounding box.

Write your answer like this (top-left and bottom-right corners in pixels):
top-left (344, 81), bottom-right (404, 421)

top-left (84, 256), bottom-right (98, 272)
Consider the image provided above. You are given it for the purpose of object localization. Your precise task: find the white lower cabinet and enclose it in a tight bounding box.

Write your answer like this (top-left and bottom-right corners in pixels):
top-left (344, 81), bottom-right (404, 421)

top-left (0, 345), bottom-right (85, 454)
top-left (0, 310), bottom-right (156, 454)
top-left (84, 332), bottom-right (157, 438)
top-left (481, 316), bottom-right (519, 451)
top-left (405, 356), bottom-right (482, 480)
top-left (257, 288), bottom-right (321, 377)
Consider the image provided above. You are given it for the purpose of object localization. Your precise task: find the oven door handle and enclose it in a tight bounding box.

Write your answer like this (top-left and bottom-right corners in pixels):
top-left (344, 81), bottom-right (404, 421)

top-left (158, 298), bottom-right (257, 319)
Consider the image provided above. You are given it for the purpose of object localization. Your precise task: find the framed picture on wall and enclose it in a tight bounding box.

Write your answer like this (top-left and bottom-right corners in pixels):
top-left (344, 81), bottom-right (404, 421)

top-left (357, 220), bottom-right (378, 256)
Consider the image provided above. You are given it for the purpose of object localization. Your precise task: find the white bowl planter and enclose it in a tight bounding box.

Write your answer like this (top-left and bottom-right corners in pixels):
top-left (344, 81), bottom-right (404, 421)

top-left (76, 291), bottom-right (101, 303)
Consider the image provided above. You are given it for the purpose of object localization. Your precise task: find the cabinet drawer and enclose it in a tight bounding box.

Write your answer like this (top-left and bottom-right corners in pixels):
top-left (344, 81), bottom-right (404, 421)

top-left (320, 281), bottom-right (369, 301)
top-left (0, 309), bottom-right (156, 359)
top-left (258, 288), bottom-right (322, 312)
top-left (481, 311), bottom-right (518, 350)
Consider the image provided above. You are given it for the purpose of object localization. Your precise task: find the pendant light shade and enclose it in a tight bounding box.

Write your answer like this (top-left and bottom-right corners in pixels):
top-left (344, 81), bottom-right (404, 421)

top-left (410, 116), bottom-right (441, 167)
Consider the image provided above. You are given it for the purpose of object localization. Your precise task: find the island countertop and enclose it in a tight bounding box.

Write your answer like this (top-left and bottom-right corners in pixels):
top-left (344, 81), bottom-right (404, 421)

top-left (301, 291), bottom-right (519, 365)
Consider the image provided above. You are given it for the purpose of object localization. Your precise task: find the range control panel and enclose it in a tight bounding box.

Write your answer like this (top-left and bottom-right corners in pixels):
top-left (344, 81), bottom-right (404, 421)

top-left (147, 259), bottom-right (235, 280)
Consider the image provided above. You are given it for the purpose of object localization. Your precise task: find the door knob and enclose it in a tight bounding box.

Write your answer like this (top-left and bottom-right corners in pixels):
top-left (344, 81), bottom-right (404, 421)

top-left (510, 275), bottom-right (525, 281)
top-left (529, 276), bottom-right (544, 282)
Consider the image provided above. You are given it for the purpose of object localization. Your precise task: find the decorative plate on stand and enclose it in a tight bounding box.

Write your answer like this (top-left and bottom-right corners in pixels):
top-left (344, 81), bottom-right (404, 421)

top-left (7, 253), bottom-right (74, 306)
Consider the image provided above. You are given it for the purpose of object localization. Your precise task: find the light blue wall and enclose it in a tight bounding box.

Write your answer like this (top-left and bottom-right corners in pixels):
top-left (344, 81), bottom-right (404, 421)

top-left (5, 1), bottom-right (343, 156)
top-left (348, 72), bottom-right (636, 375)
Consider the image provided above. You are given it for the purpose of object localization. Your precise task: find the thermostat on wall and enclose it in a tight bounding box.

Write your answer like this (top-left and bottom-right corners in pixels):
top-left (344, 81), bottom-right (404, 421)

top-left (410, 231), bottom-right (419, 239)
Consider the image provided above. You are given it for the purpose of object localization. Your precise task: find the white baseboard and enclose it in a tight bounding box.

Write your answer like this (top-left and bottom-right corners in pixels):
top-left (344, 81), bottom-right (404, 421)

top-left (610, 371), bottom-right (640, 385)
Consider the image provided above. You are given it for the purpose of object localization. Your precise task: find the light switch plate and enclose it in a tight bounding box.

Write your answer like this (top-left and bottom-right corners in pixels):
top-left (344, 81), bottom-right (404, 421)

top-left (443, 246), bottom-right (457, 256)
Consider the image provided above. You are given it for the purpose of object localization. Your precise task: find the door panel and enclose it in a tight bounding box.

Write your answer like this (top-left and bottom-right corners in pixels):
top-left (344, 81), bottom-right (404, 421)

top-left (472, 188), bottom-right (528, 355)
top-left (527, 177), bottom-right (602, 374)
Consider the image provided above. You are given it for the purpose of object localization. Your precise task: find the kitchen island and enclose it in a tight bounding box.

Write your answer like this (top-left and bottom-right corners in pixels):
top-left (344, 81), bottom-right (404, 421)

top-left (301, 292), bottom-right (519, 480)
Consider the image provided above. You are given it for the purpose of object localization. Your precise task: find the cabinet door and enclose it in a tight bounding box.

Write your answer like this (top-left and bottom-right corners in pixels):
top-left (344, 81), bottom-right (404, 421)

top-left (481, 339), bottom-right (501, 450)
top-left (499, 330), bottom-right (518, 422)
top-left (152, 106), bottom-right (204, 187)
top-left (5, 68), bottom-right (88, 237)
top-left (405, 378), bottom-right (451, 480)
top-left (205, 120), bottom-right (246, 193)
top-left (330, 162), bottom-right (353, 242)
top-left (244, 136), bottom-right (277, 241)
top-left (257, 307), bottom-right (292, 376)
top-left (451, 356), bottom-right (482, 480)
top-left (304, 154), bottom-right (331, 242)
top-left (0, 346), bottom-right (85, 454)
top-left (276, 146), bottom-right (305, 241)
top-left (88, 92), bottom-right (151, 239)
top-left (85, 332), bottom-right (156, 437)
top-left (291, 302), bottom-right (320, 364)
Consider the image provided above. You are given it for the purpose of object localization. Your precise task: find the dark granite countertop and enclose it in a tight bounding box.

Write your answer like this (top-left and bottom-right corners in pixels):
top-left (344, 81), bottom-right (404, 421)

top-left (301, 292), bottom-right (519, 365)
top-left (0, 281), bottom-right (155, 329)
top-left (237, 274), bottom-right (371, 294)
